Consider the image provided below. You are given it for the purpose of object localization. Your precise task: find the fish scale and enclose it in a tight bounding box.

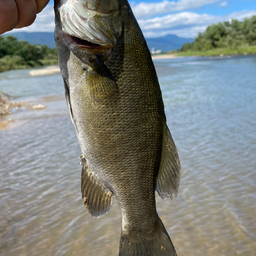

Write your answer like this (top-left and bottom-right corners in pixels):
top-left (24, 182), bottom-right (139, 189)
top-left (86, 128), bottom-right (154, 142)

top-left (54, 0), bottom-right (180, 255)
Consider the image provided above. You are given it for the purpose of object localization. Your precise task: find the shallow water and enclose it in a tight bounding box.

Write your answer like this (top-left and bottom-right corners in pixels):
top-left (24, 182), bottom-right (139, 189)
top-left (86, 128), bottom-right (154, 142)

top-left (0, 56), bottom-right (256, 256)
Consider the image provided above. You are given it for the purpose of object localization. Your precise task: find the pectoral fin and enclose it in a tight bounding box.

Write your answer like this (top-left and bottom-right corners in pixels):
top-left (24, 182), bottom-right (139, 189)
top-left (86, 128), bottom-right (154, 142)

top-left (156, 124), bottom-right (181, 199)
top-left (85, 63), bottom-right (118, 102)
top-left (81, 158), bottom-right (113, 217)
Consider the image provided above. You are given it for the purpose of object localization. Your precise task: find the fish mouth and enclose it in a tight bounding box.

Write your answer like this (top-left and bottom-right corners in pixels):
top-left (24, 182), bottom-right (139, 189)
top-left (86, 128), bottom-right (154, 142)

top-left (59, 31), bottom-right (112, 51)
top-left (70, 35), bottom-right (103, 49)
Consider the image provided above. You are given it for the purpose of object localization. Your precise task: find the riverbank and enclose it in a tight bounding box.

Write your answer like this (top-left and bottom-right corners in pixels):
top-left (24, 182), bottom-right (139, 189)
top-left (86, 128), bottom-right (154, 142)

top-left (26, 54), bottom-right (180, 76)
top-left (1, 53), bottom-right (180, 75)
top-left (29, 65), bottom-right (60, 76)
top-left (6, 49), bottom-right (256, 78)
top-left (174, 45), bottom-right (256, 57)
top-left (151, 54), bottom-right (178, 60)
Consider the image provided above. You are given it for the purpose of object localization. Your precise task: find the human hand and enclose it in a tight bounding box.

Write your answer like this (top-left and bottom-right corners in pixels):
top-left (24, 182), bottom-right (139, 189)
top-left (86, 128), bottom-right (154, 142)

top-left (0, 0), bottom-right (50, 34)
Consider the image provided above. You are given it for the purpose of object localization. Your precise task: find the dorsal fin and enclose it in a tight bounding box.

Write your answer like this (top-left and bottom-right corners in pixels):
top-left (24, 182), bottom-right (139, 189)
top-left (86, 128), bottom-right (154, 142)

top-left (156, 124), bottom-right (181, 199)
top-left (81, 157), bottom-right (113, 217)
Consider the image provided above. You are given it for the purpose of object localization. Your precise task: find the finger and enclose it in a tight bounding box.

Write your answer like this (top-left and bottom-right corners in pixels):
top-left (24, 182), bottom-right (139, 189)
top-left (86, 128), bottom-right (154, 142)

top-left (36, 0), bottom-right (50, 13)
top-left (0, 0), bottom-right (18, 34)
top-left (14, 0), bottom-right (37, 28)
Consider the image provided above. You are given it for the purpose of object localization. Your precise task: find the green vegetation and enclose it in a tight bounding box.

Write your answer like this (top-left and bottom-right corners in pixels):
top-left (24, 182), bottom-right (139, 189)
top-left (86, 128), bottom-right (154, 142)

top-left (174, 15), bottom-right (256, 57)
top-left (0, 35), bottom-right (58, 72)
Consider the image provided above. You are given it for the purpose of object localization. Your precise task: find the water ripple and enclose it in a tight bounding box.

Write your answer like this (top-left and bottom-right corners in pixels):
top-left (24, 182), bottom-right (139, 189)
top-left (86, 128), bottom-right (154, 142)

top-left (1, 56), bottom-right (256, 255)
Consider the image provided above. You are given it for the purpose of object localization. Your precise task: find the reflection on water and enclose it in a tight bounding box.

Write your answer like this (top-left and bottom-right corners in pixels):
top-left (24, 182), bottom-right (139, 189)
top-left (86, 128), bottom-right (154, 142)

top-left (0, 56), bottom-right (256, 256)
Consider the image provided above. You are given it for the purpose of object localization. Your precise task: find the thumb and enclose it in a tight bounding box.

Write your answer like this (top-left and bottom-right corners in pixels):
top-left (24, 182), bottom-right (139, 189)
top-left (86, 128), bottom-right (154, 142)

top-left (36, 0), bottom-right (50, 13)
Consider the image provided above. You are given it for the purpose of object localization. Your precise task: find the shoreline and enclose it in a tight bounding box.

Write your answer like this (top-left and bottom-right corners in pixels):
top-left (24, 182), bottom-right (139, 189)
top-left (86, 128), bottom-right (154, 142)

top-left (27, 54), bottom-right (179, 76)
top-left (6, 53), bottom-right (256, 77)
top-left (29, 65), bottom-right (60, 76)
top-left (151, 54), bottom-right (178, 60)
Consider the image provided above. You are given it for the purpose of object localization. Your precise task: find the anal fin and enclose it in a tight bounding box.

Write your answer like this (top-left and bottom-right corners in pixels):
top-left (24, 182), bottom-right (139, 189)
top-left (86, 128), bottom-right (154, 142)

top-left (156, 124), bottom-right (181, 199)
top-left (81, 157), bottom-right (113, 217)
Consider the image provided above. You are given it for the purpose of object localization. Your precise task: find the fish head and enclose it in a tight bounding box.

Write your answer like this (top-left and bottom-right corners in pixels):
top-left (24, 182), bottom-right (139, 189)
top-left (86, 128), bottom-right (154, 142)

top-left (54, 0), bottom-right (122, 58)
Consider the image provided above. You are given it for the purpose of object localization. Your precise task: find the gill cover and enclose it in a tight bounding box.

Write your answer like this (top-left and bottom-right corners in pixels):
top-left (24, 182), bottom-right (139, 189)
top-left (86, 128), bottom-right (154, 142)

top-left (58, 0), bottom-right (122, 47)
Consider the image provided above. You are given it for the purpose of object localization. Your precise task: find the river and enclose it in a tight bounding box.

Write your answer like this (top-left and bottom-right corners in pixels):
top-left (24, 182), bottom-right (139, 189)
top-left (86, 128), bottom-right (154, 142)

top-left (0, 55), bottom-right (256, 256)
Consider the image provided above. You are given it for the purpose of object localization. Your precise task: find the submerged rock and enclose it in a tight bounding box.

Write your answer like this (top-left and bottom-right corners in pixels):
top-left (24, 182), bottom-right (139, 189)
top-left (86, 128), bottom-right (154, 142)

top-left (0, 118), bottom-right (13, 130)
top-left (0, 92), bottom-right (28, 115)
top-left (0, 92), bottom-right (11, 115)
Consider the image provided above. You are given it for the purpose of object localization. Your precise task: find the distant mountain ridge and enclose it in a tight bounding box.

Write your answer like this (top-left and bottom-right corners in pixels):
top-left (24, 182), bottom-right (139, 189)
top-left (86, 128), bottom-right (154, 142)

top-left (5, 32), bottom-right (57, 48)
top-left (146, 34), bottom-right (194, 52)
top-left (4, 32), bottom-right (194, 52)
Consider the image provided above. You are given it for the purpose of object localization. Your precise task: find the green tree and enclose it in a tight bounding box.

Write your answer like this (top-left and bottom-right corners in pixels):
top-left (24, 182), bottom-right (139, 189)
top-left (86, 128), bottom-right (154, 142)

top-left (0, 35), bottom-right (58, 72)
top-left (180, 15), bottom-right (256, 53)
top-left (243, 16), bottom-right (256, 44)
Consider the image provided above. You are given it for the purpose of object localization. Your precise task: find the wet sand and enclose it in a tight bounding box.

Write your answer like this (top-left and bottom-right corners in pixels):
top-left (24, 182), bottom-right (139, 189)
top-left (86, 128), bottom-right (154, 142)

top-left (0, 119), bottom-right (13, 130)
top-left (152, 54), bottom-right (178, 60)
top-left (29, 65), bottom-right (60, 76)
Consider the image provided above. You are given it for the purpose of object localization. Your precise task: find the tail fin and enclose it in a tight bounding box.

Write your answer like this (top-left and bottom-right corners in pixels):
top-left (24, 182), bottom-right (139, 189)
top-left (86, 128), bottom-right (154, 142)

top-left (119, 217), bottom-right (177, 256)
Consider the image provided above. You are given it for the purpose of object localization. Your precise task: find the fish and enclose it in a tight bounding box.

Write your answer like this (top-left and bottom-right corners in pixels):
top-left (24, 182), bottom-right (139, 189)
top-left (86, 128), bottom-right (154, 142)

top-left (54, 0), bottom-right (181, 255)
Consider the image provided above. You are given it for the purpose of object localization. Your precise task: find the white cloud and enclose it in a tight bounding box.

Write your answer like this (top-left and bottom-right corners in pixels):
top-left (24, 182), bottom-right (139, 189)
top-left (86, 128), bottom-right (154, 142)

top-left (227, 10), bottom-right (256, 21)
top-left (139, 12), bottom-right (214, 31)
top-left (9, 5), bottom-right (55, 33)
top-left (219, 1), bottom-right (228, 7)
top-left (143, 25), bottom-right (208, 38)
top-left (132, 0), bottom-right (222, 19)
top-left (5, 2), bottom-right (256, 41)
top-left (138, 10), bottom-right (256, 38)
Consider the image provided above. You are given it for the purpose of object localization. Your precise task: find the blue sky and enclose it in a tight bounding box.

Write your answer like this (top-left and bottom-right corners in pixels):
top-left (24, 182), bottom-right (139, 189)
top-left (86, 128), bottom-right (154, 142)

top-left (11, 0), bottom-right (256, 38)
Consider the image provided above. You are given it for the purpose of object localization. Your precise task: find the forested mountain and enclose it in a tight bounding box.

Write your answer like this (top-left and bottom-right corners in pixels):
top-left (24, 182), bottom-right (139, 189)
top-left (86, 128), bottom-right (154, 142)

top-left (0, 35), bottom-right (57, 72)
top-left (4, 32), bottom-right (56, 48)
top-left (180, 16), bottom-right (256, 54)
top-left (5, 32), bottom-right (194, 52)
top-left (2, 15), bottom-right (255, 72)
top-left (146, 34), bottom-right (194, 52)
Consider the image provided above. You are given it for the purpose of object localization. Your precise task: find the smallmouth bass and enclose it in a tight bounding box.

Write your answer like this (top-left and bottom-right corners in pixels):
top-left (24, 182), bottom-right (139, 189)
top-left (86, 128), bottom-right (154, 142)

top-left (54, 0), bottom-right (181, 255)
